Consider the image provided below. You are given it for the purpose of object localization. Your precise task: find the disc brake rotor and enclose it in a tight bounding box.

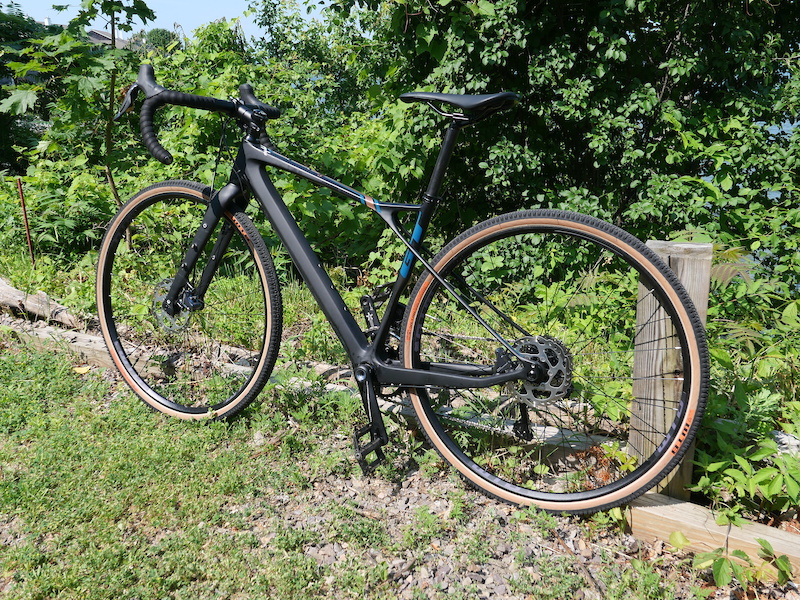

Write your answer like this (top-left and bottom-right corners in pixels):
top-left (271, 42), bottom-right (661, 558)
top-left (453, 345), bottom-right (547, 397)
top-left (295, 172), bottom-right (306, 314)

top-left (507, 335), bottom-right (573, 407)
top-left (152, 279), bottom-right (191, 333)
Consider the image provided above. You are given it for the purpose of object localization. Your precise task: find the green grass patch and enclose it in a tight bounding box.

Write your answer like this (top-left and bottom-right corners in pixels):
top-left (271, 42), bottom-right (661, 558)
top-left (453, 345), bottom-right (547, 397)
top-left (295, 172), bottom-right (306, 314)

top-left (0, 338), bottom-right (713, 599)
top-left (0, 342), bottom-right (347, 598)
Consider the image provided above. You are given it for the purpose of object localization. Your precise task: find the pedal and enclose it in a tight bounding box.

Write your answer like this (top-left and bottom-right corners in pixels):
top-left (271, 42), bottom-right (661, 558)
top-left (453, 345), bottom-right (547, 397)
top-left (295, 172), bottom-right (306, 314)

top-left (352, 423), bottom-right (387, 474)
top-left (352, 364), bottom-right (389, 474)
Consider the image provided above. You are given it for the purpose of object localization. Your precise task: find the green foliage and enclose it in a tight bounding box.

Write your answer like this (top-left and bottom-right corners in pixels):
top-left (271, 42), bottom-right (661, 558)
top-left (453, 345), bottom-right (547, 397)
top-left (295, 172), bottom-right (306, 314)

top-left (0, 342), bottom-right (330, 598)
top-left (588, 505), bottom-right (627, 533)
top-left (509, 554), bottom-right (586, 598)
top-left (0, 4), bottom-right (62, 170)
top-left (0, 3), bottom-right (409, 305)
top-left (124, 6), bottom-right (414, 267)
top-left (334, 0), bottom-right (800, 252)
top-left (600, 558), bottom-right (677, 600)
top-left (756, 538), bottom-right (795, 586)
top-left (0, 337), bottom-right (88, 432)
top-left (689, 249), bottom-right (800, 523)
top-left (0, 3), bottom-right (59, 45)
top-left (693, 538), bottom-right (793, 589)
top-left (690, 439), bottom-right (800, 526)
top-left (134, 27), bottom-right (181, 53)
top-left (328, 501), bottom-right (391, 547)
top-left (1, 0), bottom-right (799, 527)
top-left (400, 506), bottom-right (444, 550)
top-left (5, 0), bottom-right (800, 274)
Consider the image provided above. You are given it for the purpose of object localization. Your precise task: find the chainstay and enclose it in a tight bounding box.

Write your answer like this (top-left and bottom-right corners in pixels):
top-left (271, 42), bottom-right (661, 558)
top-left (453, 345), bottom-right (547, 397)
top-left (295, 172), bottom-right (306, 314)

top-left (380, 390), bottom-right (521, 439)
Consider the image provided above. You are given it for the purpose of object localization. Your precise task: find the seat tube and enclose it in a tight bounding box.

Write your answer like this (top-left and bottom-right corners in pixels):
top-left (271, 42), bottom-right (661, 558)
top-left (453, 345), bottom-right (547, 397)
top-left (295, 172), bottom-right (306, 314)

top-left (398, 197), bottom-right (436, 279)
top-left (397, 120), bottom-right (464, 281)
top-left (424, 120), bottom-right (464, 199)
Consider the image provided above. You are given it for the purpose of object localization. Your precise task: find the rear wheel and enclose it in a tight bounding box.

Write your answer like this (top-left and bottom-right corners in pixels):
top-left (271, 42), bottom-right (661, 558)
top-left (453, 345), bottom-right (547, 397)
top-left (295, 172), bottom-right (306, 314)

top-left (96, 180), bottom-right (282, 419)
top-left (402, 209), bottom-right (708, 513)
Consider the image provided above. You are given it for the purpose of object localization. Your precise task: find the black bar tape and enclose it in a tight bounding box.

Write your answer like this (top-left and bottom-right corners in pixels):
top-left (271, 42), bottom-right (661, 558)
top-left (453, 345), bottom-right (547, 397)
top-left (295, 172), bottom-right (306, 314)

top-left (139, 91), bottom-right (238, 164)
top-left (139, 96), bottom-right (173, 164)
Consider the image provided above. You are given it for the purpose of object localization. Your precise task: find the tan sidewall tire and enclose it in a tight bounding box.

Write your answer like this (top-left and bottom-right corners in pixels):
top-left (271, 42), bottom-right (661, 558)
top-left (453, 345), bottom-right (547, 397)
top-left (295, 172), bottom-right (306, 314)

top-left (96, 181), bottom-right (280, 420)
top-left (402, 211), bottom-right (707, 512)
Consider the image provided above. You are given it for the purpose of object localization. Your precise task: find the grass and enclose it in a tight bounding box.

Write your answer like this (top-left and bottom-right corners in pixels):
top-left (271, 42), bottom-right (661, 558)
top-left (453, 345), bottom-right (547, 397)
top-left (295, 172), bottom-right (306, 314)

top-left (0, 331), bottom-right (715, 599)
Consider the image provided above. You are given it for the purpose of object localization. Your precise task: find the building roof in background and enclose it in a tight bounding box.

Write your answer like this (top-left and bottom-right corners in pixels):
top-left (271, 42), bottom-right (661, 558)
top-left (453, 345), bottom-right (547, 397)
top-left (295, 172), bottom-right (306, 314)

top-left (35, 20), bottom-right (129, 48)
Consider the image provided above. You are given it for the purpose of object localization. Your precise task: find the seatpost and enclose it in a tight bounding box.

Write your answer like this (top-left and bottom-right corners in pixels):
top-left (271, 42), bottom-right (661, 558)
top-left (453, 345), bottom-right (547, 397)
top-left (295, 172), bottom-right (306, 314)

top-left (424, 119), bottom-right (466, 200)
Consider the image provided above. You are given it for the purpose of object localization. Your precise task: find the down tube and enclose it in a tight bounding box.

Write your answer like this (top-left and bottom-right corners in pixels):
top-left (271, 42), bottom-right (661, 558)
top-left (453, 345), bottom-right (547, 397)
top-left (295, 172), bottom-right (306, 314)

top-left (244, 161), bottom-right (371, 364)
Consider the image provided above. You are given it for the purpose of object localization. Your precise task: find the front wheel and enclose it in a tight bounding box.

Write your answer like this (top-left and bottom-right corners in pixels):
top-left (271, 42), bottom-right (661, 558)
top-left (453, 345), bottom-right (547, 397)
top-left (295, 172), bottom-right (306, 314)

top-left (401, 210), bottom-right (709, 513)
top-left (96, 180), bottom-right (282, 419)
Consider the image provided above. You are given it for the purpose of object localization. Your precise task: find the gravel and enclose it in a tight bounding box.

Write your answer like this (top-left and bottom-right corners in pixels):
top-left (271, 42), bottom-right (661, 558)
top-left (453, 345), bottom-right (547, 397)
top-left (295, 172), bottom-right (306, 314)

top-left (233, 434), bottom-right (799, 600)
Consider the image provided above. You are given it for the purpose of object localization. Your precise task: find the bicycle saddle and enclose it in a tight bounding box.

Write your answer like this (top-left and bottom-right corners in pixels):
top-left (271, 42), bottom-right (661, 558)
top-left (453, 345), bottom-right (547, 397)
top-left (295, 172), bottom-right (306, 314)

top-left (399, 91), bottom-right (519, 116)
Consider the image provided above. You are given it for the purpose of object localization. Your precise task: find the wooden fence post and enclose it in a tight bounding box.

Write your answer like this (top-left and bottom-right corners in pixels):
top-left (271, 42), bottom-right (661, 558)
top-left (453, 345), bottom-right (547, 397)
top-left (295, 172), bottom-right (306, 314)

top-left (632, 242), bottom-right (713, 500)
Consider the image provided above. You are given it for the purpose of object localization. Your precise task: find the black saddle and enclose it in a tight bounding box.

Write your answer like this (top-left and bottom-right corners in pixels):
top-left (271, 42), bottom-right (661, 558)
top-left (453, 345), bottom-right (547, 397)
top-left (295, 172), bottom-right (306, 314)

top-left (400, 91), bottom-right (519, 120)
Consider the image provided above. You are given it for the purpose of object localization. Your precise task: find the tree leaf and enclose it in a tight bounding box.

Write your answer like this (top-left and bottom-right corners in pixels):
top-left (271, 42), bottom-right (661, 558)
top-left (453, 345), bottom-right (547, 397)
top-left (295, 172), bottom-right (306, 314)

top-left (755, 538), bottom-right (774, 560)
top-left (477, 0), bottom-right (496, 16)
top-left (712, 558), bottom-right (732, 587)
top-left (775, 555), bottom-right (793, 584)
top-left (669, 530), bottom-right (690, 550)
top-left (784, 473), bottom-right (800, 501)
top-left (0, 88), bottom-right (38, 115)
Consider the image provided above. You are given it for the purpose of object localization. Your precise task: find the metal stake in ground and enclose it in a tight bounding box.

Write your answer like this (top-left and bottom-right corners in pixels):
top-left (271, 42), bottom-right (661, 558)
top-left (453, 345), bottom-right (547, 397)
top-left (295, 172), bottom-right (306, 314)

top-left (16, 178), bottom-right (35, 268)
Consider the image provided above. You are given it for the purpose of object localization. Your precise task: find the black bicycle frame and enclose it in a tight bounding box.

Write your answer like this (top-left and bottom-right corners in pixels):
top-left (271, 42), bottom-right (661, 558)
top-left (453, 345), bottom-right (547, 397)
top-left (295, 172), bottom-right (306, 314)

top-left (168, 124), bottom-right (529, 390)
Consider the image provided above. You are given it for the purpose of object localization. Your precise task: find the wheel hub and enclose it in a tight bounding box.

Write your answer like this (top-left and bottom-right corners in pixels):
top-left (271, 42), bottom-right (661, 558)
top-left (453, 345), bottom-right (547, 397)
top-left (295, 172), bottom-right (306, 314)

top-left (152, 279), bottom-right (191, 333)
top-left (508, 335), bottom-right (573, 407)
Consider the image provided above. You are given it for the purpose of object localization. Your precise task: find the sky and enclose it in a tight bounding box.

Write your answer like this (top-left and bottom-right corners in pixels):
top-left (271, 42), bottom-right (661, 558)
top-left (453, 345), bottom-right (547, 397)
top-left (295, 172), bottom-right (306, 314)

top-left (17, 0), bottom-right (269, 39)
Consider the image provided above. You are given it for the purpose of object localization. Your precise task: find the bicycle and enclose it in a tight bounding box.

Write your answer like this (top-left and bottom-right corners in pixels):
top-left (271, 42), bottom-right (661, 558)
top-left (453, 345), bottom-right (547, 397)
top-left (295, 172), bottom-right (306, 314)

top-left (96, 64), bottom-right (709, 514)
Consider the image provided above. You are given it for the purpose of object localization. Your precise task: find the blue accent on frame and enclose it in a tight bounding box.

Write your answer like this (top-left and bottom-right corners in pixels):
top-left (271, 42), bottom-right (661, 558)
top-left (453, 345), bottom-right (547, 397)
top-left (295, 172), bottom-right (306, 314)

top-left (399, 250), bottom-right (414, 278)
top-left (400, 220), bottom-right (425, 277)
top-left (369, 196), bottom-right (383, 214)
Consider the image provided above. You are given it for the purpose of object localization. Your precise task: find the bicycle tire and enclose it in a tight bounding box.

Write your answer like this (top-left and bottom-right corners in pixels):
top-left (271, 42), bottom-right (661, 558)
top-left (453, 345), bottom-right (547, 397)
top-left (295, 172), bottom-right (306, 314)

top-left (96, 180), bottom-right (282, 419)
top-left (401, 209), bottom-right (709, 513)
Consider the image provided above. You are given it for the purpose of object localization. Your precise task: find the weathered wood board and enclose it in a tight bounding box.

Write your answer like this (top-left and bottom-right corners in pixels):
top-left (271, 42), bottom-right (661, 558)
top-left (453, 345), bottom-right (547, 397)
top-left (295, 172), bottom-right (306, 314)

top-left (630, 493), bottom-right (800, 579)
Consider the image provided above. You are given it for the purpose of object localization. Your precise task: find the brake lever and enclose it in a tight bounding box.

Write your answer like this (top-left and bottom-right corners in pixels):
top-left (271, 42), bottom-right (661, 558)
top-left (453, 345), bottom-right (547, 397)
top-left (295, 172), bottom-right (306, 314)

top-left (114, 83), bottom-right (141, 121)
